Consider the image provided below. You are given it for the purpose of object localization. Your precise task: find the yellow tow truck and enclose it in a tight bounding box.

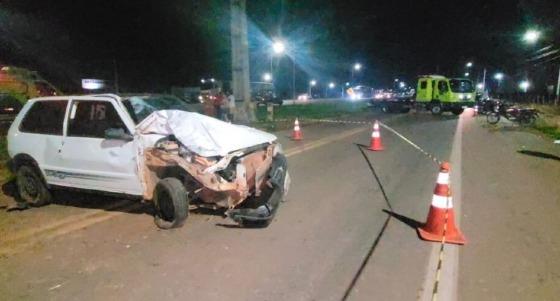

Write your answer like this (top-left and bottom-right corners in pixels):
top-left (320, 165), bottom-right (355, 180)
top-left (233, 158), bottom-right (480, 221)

top-left (415, 75), bottom-right (475, 115)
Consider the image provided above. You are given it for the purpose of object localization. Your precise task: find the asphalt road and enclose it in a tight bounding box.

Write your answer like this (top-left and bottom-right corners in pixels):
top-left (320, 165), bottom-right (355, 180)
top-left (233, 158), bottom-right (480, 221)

top-left (1, 110), bottom-right (559, 300)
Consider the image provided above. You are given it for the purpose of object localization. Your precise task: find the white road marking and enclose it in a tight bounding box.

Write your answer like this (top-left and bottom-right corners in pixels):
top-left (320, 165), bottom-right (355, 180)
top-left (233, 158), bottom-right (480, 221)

top-left (420, 114), bottom-right (464, 301)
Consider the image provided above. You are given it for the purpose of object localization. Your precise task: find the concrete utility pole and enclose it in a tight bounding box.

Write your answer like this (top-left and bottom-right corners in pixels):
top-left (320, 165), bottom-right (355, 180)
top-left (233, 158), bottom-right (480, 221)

top-left (230, 0), bottom-right (254, 122)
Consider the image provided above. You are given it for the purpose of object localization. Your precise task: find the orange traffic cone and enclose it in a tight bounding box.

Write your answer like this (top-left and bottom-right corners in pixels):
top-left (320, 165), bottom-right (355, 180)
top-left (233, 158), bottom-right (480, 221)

top-left (292, 118), bottom-right (303, 140)
top-left (368, 121), bottom-right (384, 151)
top-left (417, 162), bottom-right (466, 245)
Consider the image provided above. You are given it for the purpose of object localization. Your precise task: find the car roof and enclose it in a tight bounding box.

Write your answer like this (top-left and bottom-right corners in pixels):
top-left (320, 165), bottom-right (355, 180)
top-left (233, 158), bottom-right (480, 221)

top-left (28, 93), bottom-right (182, 103)
top-left (28, 93), bottom-right (122, 102)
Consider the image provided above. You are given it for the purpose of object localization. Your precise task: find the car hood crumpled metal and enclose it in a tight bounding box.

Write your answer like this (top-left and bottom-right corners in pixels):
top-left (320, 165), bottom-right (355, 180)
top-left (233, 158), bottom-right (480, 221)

top-left (135, 110), bottom-right (277, 157)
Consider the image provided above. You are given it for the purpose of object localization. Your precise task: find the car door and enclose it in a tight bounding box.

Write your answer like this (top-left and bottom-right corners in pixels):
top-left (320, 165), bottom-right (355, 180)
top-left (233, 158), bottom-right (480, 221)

top-left (436, 80), bottom-right (447, 101)
top-left (56, 97), bottom-right (143, 195)
top-left (417, 79), bottom-right (428, 101)
top-left (11, 99), bottom-right (69, 180)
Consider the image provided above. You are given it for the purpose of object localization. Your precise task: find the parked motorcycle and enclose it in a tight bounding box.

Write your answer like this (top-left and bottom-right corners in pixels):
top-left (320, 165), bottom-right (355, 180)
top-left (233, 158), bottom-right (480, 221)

top-left (477, 99), bottom-right (499, 115)
top-left (486, 101), bottom-right (539, 126)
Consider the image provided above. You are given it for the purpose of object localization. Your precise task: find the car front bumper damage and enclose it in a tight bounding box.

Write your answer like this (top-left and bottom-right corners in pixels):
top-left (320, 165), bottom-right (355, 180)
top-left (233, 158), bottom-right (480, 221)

top-left (226, 153), bottom-right (289, 226)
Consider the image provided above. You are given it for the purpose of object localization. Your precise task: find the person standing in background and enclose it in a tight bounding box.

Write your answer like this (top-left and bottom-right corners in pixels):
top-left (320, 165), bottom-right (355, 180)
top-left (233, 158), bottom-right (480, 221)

top-left (227, 92), bottom-right (236, 122)
top-left (214, 91), bottom-right (225, 120)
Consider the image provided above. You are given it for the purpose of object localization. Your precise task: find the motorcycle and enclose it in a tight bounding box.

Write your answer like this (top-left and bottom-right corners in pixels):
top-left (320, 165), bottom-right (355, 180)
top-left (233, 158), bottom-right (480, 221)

top-left (486, 101), bottom-right (539, 126)
top-left (477, 99), bottom-right (499, 115)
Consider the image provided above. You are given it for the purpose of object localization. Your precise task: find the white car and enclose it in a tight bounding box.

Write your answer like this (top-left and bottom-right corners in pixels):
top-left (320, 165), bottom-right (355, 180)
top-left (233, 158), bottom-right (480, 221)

top-left (7, 94), bottom-right (289, 228)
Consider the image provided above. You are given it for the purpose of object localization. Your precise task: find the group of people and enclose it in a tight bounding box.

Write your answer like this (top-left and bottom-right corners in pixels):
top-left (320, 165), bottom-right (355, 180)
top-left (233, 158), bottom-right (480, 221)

top-left (210, 91), bottom-right (236, 122)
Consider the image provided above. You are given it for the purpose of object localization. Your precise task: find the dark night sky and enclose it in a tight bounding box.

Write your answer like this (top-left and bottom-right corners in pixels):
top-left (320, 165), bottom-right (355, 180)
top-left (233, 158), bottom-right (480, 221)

top-left (1, 0), bottom-right (559, 94)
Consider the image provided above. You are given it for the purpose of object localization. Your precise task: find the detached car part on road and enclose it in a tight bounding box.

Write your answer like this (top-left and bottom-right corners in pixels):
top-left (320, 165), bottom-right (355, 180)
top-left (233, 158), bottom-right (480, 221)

top-left (7, 94), bottom-right (290, 229)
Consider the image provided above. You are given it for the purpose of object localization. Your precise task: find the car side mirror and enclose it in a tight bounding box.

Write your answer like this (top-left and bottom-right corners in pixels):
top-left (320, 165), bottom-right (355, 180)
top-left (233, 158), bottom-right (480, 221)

top-left (104, 128), bottom-right (133, 141)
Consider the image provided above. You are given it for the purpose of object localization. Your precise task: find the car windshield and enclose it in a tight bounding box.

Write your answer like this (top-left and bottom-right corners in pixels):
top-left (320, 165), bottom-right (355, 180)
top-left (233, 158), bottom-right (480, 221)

top-left (123, 95), bottom-right (191, 123)
top-left (449, 79), bottom-right (474, 93)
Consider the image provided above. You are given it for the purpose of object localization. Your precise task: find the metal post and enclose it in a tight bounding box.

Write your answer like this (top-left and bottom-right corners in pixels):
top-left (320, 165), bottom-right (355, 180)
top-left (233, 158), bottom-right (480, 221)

top-left (113, 58), bottom-right (119, 93)
top-left (556, 65), bottom-right (560, 105)
top-left (482, 68), bottom-right (486, 92)
top-left (292, 59), bottom-right (295, 100)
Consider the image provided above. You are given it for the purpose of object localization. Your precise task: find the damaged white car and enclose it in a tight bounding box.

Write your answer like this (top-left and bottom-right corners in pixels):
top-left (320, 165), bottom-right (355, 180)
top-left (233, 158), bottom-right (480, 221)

top-left (7, 94), bottom-right (290, 228)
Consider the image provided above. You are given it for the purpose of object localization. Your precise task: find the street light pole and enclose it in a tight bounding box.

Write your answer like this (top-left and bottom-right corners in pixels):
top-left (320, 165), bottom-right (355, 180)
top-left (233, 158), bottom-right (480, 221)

top-left (292, 60), bottom-right (295, 100)
top-left (482, 68), bottom-right (486, 94)
top-left (556, 66), bottom-right (560, 105)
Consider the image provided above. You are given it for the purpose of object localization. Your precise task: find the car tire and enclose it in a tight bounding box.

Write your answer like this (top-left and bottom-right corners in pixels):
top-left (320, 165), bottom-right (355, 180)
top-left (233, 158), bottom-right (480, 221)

top-left (451, 108), bottom-right (464, 115)
top-left (381, 105), bottom-right (390, 113)
top-left (16, 165), bottom-right (52, 207)
top-left (430, 102), bottom-right (443, 115)
top-left (153, 177), bottom-right (189, 229)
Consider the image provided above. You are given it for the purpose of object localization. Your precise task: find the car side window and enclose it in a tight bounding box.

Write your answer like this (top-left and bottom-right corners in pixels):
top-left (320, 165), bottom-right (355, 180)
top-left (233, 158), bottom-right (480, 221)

top-left (67, 100), bottom-right (128, 138)
top-left (438, 81), bottom-right (448, 93)
top-left (420, 81), bottom-right (427, 89)
top-left (19, 100), bottom-right (68, 135)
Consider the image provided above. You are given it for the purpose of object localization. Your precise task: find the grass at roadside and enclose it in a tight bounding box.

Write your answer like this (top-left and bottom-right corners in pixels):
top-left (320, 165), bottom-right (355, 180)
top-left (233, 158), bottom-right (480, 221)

top-left (253, 101), bottom-right (369, 131)
top-left (256, 101), bottom-right (369, 121)
top-left (532, 105), bottom-right (560, 140)
top-left (0, 136), bottom-right (11, 182)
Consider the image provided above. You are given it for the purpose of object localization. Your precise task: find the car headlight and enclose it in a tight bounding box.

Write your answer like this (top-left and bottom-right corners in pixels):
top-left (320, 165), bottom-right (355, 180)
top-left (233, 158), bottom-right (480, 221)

top-left (466, 94), bottom-right (471, 99)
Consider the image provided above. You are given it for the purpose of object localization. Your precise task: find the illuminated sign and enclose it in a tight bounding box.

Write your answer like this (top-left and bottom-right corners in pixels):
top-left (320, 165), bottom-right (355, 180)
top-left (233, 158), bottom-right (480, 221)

top-left (81, 79), bottom-right (105, 90)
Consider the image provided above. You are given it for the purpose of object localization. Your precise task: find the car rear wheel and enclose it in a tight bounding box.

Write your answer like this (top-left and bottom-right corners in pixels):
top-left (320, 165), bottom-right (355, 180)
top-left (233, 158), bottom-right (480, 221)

top-left (430, 103), bottom-right (442, 115)
top-left (153, 178), bottom-right (189, 229)
top-left (16, 165), bottom-right (52, 207)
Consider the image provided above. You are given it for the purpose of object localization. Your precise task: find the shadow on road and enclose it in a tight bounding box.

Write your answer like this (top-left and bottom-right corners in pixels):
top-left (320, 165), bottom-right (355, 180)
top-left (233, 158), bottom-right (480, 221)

top-left (2, 178), bottom-right (153, 215)
top-left (354, 143), bottom-right (393, 211)
top-left (53, 190), bottom-right (153, 215)
top-left (517, 150), bottom-right (560, 161)
top-left (382, 209), bottom-right (423, 229)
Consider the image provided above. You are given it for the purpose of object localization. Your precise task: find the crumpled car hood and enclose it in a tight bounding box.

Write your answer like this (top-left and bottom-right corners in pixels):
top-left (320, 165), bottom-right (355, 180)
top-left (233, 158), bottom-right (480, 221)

top-left (136, 110), bottom-right (277, 157)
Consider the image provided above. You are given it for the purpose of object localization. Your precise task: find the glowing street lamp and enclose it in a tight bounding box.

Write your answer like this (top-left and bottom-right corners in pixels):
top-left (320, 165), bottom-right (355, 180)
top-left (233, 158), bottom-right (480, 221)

top-left (351, 63), bottom-right (362, 83)
top-left (328, 82), bottom-right (335, 89)
top-left (200, 79), bottom-right (206, 84)
top-left (519, 80), bottom-right (530, 92)
top-left (399, 82), bottom-right (406, 88)
top-left (476, 83), bottom-right (484, 90)
top-left (523, 30), bottom-right (541, 44)
top-left (263, 73), bottom-right (272, 82)
top-left (466, 62), bottom-right (473, 68)
top-left (272, 41), bottom-right (286, 54)
top-left (464, 72), bottom-right (470, 77)
top-left (494, 72), bottom-right (504, 81)
top-left (308, 80), bottom-right (317, 96)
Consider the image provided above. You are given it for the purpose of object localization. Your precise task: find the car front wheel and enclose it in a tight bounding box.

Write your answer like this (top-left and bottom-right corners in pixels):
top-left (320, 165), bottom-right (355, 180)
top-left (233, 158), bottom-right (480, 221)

top-left (153, 177), bottom-right (189, 229)
top-left (16, 165), bottom-right (52, 207)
